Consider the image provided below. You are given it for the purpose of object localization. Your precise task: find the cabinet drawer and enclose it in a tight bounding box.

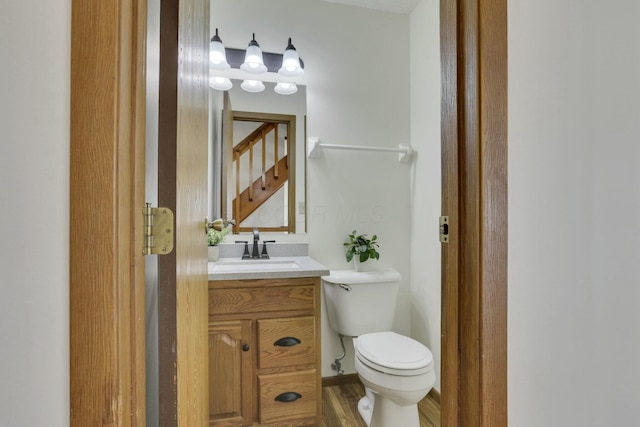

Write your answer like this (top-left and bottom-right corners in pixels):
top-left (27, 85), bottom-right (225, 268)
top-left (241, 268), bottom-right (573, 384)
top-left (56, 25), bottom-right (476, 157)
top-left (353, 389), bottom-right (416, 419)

top-left (209, 285), bottom-right (315, 316)
top-left (258, 317), bottom-right (316, 369)
top-left (258, 370), bottom-right (317, 424)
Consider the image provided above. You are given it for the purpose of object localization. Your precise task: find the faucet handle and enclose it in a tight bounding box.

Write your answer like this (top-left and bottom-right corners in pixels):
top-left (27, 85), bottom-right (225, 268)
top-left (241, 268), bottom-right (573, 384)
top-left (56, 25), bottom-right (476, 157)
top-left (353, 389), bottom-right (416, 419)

top-left (261, 240), bottom-right (276, 259)
top-left (235, 240), bottom-right (250, 259)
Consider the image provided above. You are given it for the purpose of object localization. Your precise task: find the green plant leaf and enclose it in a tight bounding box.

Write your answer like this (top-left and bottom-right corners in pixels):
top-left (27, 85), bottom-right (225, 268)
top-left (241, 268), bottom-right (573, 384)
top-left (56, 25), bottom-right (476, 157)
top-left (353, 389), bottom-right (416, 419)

top-left (346, 250), bottom-right (354, 262)
top-left (207, 226), bottom-right (229, 246)
top-left (344, 229), bottom-right (380, 264)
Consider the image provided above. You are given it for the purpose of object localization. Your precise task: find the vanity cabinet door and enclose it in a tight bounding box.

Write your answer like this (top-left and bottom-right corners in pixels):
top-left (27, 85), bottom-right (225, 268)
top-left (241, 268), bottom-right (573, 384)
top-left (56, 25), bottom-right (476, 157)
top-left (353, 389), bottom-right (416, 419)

top-left (208, 320), bottom-right (252, 427)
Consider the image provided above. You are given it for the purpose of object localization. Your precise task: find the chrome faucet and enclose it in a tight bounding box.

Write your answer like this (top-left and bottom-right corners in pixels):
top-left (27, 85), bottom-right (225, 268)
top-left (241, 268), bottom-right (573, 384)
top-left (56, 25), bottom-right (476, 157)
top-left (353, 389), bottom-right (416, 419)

top-left (252, 228), bottom-right (260, 259)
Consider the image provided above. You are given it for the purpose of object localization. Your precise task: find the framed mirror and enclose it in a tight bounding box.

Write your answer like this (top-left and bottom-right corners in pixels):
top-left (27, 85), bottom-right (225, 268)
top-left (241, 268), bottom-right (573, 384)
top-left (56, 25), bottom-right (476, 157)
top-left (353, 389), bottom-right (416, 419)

top-left (210, 80), bottom-right (307, 234)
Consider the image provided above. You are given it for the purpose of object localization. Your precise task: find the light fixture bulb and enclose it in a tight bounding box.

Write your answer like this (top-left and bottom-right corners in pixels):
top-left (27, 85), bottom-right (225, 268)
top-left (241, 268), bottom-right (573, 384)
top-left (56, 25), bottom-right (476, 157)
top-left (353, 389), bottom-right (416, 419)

top-left (274, 82), bottom-right (298, 95)
top-left (209, 76), bottom-right (233, 91)
top-left (240, 33), bottom-right (267, 74)
top-left (209, 28), bottom-right (230, 70)
top-left (278, 38), bottom-right (304, 77)
top-left (241, 79), bottom-right (265, 93)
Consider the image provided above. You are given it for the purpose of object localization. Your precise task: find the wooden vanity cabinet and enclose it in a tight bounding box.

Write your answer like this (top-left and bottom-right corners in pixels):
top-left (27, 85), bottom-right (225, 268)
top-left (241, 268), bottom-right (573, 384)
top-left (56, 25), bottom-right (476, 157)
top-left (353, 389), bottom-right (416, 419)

top-left (208, 277), bottom-right (321, 427)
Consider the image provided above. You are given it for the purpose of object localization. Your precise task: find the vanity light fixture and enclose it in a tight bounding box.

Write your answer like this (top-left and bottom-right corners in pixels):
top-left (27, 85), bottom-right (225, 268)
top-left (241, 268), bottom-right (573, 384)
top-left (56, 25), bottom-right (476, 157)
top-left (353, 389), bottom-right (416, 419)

top-left (240, 79), bottom-right (265, 93)
top-left (209, 28), bottom-right (230, 70)
top-left (240, 33), bottom-right (268, 74)
top-left (209, 31), bottom-right (305, 94)
top-left (274, 82), bottom-right (298, 95)
top-left (209, 76), bottom-right (233, 91)
top-left (278, 38), bottom-right (304, 77)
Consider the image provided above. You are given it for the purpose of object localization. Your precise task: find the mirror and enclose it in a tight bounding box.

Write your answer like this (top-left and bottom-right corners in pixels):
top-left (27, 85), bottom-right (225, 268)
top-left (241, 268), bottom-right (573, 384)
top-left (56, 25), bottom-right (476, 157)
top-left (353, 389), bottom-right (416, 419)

top-left (210, 80), bottom-right (306, 234)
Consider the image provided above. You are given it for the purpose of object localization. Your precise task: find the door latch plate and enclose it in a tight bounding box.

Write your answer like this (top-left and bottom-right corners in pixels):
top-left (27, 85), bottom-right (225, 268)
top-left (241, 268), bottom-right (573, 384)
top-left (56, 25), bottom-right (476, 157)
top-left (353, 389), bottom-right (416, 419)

top-left (439, 216), bottom-right (449, 243)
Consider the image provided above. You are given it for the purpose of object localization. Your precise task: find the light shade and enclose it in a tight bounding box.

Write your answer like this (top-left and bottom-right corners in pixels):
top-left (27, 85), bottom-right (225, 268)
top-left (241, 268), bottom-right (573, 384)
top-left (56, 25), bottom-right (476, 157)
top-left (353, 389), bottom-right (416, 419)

top-left (278, 38), bottom-right (304, 77)
top-left (274, 82), bottom-right (298, 95)
top-left (241, 79), bottom-right (265, 93)
top-left (240, 33), bottom-right (267, 74)
top-left (209, 28), bottom-right (230, 70)
top-left (209, 76), bottom-right (233, 91)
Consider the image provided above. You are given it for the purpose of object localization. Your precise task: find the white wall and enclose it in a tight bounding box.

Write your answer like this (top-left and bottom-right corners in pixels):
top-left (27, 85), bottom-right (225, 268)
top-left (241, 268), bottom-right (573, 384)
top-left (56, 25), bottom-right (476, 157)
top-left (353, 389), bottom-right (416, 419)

top-left (212, 0), bottom-right (413, 376)
top-left (409, 0), bottom-right (441, 391)
top-left (509, 1), bottom-right (640, 425)
top-left (0, 1), bottom-right (70, 425)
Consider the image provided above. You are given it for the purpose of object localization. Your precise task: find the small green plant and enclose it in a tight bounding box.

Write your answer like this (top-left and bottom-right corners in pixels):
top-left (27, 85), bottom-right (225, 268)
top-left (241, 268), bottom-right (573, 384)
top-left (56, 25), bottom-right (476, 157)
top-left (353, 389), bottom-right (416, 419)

top-left (207, 227), bottom-right (229, 246)
top-left (344, 230), bottom-right (380, 263)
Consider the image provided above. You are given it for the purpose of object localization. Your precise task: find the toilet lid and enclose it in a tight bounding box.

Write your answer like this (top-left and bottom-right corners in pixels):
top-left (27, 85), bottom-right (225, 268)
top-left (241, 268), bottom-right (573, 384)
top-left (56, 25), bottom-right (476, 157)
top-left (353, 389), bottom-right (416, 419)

top-left (356, 332), bottom-right (433, 375)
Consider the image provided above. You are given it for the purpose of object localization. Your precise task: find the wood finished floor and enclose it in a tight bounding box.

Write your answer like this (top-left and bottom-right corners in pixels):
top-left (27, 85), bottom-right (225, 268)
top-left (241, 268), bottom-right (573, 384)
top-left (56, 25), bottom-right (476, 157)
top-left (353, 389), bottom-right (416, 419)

top-left (321, 383), bottom-right (441, 427)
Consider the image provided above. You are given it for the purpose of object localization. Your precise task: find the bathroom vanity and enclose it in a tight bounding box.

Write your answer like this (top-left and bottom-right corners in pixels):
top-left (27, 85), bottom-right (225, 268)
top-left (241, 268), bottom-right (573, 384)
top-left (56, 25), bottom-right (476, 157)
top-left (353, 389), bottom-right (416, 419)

top-left (208, 253), bottom-right (328, 426)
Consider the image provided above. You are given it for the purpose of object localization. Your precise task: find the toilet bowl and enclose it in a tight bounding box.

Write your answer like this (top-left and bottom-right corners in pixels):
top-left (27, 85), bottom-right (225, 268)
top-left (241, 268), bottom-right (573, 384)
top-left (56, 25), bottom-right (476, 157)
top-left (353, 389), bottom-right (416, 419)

top-left (353, 332), bottom-right (435, 427)
top-left (322, 269), bottom-right (437, 427)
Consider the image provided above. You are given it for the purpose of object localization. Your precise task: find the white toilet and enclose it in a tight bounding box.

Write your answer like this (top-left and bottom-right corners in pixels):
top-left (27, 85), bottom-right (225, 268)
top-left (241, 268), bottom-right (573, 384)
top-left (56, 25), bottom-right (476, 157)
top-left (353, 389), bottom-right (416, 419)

top-left (322, 268), bottom-right (435, 427)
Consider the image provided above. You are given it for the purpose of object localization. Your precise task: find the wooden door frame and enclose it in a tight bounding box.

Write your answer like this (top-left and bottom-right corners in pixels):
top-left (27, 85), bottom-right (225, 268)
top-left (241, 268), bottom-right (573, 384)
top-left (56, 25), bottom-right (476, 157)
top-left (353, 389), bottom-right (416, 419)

top-left (440, 0), bottom-right (508, 426)
top-left (69, 0), bottom-right (508, 425)
top-left (69, 0), bottom-right (147, 424)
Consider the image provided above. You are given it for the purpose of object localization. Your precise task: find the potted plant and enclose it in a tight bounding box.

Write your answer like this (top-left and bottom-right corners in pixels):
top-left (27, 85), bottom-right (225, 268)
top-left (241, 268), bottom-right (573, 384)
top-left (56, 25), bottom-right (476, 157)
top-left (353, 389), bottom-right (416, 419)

top-left (207, 226), bottom-right (229, 262)
top-left (344, 230), bottom-right (380, 271)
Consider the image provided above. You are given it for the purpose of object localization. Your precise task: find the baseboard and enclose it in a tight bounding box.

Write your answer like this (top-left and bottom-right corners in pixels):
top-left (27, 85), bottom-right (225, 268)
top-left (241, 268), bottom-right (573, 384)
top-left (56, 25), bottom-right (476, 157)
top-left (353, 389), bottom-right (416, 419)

top-left (428, 388), bottom-right (441, 404)
top-left (322, 373), bottom-right (360, 387)
top-left (322, 374), bottom-right (441, 405)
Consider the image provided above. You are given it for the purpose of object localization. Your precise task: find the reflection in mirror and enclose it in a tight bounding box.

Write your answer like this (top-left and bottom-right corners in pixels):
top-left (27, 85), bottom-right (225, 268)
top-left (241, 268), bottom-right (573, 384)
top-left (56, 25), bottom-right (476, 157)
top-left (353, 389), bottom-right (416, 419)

top-left (210, 80), bottom-right (306, 234)
top-left (227, 110), bottom-right (295, 233)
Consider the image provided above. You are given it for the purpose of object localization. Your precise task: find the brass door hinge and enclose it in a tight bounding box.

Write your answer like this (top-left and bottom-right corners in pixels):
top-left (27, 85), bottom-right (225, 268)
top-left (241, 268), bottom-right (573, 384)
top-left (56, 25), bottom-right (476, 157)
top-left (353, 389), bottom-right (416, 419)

top-left (439, 216), bottom-right (449, 243)
top-left (143, 203), bottom-right (174, 255)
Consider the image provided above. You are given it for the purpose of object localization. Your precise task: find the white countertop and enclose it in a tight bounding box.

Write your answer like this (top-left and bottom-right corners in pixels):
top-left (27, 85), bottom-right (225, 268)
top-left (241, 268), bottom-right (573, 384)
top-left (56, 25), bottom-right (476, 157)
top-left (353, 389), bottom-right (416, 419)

top-left (208, 256), bottom-right (330, 281)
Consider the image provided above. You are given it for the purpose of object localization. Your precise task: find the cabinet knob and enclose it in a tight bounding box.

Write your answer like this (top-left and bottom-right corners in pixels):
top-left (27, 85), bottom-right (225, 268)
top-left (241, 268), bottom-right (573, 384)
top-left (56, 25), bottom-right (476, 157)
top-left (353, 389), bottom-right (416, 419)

top-left (242, 344), bottom-right (250, 352)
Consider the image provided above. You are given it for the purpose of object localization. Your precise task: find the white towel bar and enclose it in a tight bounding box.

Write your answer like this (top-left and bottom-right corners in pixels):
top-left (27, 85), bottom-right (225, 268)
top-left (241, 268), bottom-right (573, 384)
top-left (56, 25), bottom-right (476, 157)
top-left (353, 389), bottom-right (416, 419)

top-left (307, 137), bottom-right (413, 163)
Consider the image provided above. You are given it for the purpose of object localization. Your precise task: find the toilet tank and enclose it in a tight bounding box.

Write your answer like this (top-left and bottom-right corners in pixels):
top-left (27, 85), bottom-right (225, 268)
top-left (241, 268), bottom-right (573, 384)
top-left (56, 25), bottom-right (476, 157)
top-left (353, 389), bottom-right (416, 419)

top-left (322, 268), bottom-right (401, 336)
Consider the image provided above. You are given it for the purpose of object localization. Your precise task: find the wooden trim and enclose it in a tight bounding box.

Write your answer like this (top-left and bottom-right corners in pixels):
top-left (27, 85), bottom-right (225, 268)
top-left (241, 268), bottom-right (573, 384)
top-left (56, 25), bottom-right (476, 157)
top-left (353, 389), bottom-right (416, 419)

top-left (69, 0), bottom-right (146, 424)
top-left (225, 111), bottom-right (297, 232)
top-left (130, 0), bottom-right (148, 421)
top-left (429, 388), bottom-right (442, 406)
top-left (321, 375), bottom-right (441, 406)
top-left (440, 1), bottom-right (461, 425)
top-left (322, 373), bottom-right (360, 388)
top-left (440, 0), bottom-right (508, 425)
top-left (477, 1), bottom-right (508, 425)
top-left (157, 0), bottom-right (210, 425)
top-left (157, 0), bottom-right (179, 422)
top-left (287, 121), bottom-right (296, 234)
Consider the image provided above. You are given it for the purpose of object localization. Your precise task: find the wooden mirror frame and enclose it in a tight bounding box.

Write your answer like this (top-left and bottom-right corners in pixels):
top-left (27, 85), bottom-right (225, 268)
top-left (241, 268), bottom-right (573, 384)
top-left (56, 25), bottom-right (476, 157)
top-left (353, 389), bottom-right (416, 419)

top-left (222, 110), bottom-right (297, 233)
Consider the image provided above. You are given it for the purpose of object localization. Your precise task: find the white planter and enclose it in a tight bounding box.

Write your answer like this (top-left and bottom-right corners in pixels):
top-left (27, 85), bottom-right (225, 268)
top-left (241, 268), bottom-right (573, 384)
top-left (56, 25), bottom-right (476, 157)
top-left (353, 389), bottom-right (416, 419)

top-left (208, 246), bottom-right (220, 262)
top-left (353, 258), bottom-right (372, 272)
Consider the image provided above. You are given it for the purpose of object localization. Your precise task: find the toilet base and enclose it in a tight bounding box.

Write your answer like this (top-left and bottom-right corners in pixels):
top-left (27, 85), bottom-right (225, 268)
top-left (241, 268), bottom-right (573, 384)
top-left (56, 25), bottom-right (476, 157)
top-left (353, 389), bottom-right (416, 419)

top-left (357, 396), bottom-right (373, 426)
top-left (356, 389), bottom-right (420, 427)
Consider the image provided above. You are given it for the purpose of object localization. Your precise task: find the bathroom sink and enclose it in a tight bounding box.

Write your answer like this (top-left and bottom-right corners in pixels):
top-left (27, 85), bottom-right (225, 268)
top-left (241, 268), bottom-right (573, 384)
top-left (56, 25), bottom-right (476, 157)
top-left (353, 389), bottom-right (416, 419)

top-left (209, 258), bottom-right (302, 273)
top-left (208, 256), bottom-right (329, 280)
